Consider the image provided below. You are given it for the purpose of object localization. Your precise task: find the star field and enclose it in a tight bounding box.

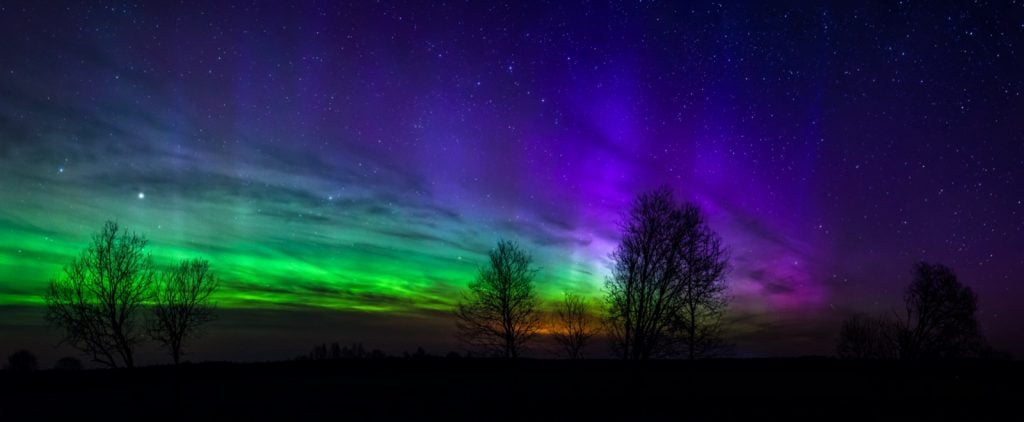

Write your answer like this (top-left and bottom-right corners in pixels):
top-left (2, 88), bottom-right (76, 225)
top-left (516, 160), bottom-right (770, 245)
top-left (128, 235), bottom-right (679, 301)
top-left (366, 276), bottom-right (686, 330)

top-left (0, 1), bottom-right (1022, 360)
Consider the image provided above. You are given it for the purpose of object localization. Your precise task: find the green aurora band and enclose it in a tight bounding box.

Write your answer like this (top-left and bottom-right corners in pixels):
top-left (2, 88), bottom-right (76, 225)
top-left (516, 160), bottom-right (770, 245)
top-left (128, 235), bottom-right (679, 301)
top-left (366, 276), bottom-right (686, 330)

top-left (0, 186), bottom-right (608, 314)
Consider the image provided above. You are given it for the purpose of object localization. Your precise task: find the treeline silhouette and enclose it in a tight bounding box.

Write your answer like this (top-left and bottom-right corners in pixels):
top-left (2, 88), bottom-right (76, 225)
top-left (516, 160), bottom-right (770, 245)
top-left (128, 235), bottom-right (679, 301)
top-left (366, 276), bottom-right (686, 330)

top-left (454, 187), bottom-right (731, 360)
top-left (300, 342), bottom-right (388, 360)
top-left (453, 188), bottom-right (994, 361)
top-left (4, 188), bottom-right (1002, 371)
top-left (296, 343), bottom-right (471, 361)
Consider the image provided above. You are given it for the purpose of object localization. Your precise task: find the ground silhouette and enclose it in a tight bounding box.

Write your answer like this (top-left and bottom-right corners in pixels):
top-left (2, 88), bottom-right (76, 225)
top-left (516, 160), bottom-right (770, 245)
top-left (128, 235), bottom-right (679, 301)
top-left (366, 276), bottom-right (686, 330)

top-left (0, 358), bottom-right (1019, 419)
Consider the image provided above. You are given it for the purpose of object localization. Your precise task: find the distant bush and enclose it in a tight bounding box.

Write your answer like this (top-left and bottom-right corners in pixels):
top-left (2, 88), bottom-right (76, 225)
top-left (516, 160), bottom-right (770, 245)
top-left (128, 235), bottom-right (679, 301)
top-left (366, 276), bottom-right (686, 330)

top-left (6, 349), bottom-right (38, 372)
top-left (404, 346), bottom-right (432, 359)
top-left (54, 356), bottom-right (84, 371)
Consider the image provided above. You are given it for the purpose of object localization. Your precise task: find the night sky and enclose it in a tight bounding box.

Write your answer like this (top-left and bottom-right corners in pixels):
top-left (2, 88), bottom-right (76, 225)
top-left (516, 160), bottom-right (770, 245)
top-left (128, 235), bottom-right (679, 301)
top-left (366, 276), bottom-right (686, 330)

top-left (1, 1), bottom-right (1022, 363)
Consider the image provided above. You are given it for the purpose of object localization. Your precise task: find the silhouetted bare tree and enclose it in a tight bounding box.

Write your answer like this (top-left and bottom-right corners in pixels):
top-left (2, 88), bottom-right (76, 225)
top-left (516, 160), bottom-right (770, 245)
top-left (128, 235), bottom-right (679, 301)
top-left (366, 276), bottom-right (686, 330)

top-left (454, 240), bottom-right (541, 358)
top-left (676, 212), bottom-right (730, 360)
top-left (895, 262), bottom-right (985, 359)
top-left (604, 188), bottom-right (730, 360)
top-left (6, 349), bottom-right (38, 372)
top-left (44, 221), bottom-right (154, 368)
top-left (149, 258), bottom-right (219, 364)
top-left (552, 292), bottom-right (596, 359)
top-left (836, 263), bottom-right (988, 360)
top-left (837, 313), bottom-right (896, 359)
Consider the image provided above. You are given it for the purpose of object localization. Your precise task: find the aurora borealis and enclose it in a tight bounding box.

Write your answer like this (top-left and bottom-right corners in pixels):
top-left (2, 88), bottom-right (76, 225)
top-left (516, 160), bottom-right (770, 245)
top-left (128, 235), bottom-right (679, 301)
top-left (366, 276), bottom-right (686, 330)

top-left (2, 1), bottom-right (1023, 362)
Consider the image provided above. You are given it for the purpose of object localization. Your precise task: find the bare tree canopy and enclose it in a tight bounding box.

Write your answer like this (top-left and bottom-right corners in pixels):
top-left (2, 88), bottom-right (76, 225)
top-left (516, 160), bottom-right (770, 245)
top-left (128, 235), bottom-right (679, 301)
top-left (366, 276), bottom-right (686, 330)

top-left (552, 292), bottom-right (596, 359)
top-left (896, 262), bottom-right (985, 359)
top-left (454, 240), bottom-right (541, 358)
top-left (676, 210), bottom-right (730, 360)
top-left (604, 187), bottom-right (730, 360)
top-left (44, 221), bottom-right (154, 368)
top-left (149, 258), bottom-right (219, 364)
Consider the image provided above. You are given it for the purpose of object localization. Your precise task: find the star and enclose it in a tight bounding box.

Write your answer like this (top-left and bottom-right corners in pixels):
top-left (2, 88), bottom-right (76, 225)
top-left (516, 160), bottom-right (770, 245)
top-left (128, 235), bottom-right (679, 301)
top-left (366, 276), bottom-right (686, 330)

top-left (138, 192), bottom-right (145, 199)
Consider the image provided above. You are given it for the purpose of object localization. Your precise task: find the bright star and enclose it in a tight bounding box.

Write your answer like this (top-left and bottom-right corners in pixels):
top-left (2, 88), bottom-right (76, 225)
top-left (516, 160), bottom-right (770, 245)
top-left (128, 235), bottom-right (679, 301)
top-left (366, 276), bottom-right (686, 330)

top-left (138, 192), bottom-right (145, 199)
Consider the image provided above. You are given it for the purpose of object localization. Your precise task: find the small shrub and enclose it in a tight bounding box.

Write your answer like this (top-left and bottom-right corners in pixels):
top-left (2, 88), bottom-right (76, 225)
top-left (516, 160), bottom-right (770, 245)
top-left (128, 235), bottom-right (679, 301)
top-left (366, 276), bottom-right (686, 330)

top-left (6, 350), bottom-right (38, 372)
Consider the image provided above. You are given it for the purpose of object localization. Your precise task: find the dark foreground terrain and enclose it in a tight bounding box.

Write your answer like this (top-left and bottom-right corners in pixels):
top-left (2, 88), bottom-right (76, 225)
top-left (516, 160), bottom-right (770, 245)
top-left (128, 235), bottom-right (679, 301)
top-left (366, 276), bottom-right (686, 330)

top-left (1, 358), bottom-right (1020, 420)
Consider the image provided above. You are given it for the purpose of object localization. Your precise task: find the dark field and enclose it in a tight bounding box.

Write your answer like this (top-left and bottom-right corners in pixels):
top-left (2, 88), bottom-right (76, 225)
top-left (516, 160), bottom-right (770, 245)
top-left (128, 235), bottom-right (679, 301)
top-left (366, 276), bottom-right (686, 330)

top-left (1, 358), bottom-right (1020, 420)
